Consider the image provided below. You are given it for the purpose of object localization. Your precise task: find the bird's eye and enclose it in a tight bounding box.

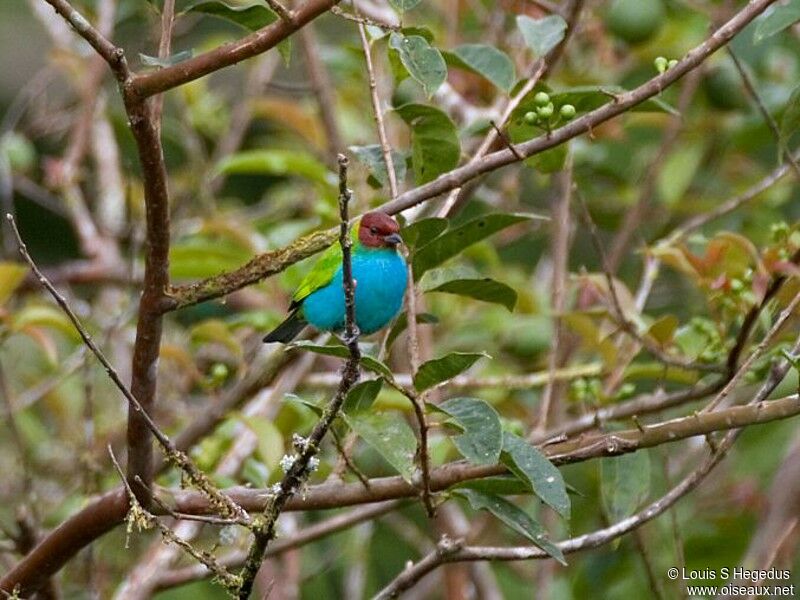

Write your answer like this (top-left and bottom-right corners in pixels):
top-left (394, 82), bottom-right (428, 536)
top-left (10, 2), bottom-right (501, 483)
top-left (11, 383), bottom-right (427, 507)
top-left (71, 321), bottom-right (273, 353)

top-left (370, 226), bottom-right (378, 234)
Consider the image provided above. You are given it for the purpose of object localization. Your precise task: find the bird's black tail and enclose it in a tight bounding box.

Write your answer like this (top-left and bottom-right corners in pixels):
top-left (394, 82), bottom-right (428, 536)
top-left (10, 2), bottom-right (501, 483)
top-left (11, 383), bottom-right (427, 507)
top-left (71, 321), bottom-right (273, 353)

top-left (263, 310), bottom-right (307, 343)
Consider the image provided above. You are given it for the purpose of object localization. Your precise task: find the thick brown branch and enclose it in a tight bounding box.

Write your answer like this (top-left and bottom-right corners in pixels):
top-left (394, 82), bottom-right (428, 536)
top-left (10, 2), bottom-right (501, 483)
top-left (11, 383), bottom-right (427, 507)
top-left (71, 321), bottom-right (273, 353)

top-left (129, 0), bottom-right (340, 98)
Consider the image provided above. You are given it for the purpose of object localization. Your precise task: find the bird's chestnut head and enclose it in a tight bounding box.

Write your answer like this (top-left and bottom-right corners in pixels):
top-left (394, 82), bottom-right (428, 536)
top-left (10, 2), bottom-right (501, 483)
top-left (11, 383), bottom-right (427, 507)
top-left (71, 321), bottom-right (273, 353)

top-left (358, 212), bottom-right (402, 248)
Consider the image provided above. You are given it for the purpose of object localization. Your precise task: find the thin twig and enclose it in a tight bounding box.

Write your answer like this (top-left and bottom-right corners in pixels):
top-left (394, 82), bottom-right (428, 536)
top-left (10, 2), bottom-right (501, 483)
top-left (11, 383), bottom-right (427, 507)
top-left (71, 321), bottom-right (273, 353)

top-left (356, 13), bottom-right (398, 199)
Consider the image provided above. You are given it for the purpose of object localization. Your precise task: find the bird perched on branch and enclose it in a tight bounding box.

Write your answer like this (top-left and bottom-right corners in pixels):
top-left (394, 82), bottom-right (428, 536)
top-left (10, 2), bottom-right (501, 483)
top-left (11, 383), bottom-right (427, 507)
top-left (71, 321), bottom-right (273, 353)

top-left (263, 212), bottom-right (407, 343)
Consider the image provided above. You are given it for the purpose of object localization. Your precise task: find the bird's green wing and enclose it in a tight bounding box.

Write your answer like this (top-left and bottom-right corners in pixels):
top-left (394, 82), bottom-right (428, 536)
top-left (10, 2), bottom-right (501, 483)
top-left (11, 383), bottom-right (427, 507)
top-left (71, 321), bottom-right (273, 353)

top-left (291, 221), bottom-right (362, 306)
top-left (291, 242), bottom-right (343, 306)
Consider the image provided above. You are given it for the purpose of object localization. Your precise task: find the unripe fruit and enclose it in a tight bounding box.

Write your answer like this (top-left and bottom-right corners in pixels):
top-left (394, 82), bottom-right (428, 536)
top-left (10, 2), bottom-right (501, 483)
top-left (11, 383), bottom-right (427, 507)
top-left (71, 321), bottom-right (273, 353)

top-left (668, 59), bottom-right (678, 69)
top-left (606, 0), bottom-right (665, 45)
top-left (537, 103), bottom-right (554, 119)
top-left (654, 56), bottom-right (668, 73)
top-left (524, 111), bottom-right (538, 125)
top-left (533, 91), bottom-right (550, 107)
top-left (559, 104), bottom-right (576, 119)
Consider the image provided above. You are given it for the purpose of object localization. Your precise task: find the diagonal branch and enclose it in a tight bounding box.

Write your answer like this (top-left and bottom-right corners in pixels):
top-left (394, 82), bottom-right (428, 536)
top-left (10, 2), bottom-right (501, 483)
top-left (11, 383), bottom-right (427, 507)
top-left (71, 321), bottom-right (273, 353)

top-left (166, 0), bottom-right (778, 311)
top-left (129, 0), bottom-right (341, 98)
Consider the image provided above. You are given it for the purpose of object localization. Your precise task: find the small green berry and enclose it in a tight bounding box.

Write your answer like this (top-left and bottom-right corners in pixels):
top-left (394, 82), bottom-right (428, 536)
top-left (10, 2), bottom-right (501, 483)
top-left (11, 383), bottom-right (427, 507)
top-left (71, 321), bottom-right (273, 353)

top-left (559, 104), bottom-right (576, 120)
top-left (668, 59), bottom-right (678, 69)
top-left (537, 102), bottom-right (554, 119)
top-left (654, 56), bottom-right (668, 73)
top-left (729, 278), bottom-right (744, 292)
top-left (533, 91), bottom-right (550, 107)
top-left (524, 111), bottom-right (538, 125)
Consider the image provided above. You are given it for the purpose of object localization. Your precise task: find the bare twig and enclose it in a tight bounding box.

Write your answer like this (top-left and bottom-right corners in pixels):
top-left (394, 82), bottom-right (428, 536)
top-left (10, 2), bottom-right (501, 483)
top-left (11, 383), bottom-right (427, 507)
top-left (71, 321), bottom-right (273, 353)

top-left (356, 14), bottom-right (398, 199)
top-left (536, 158), bottom-right (573, 431)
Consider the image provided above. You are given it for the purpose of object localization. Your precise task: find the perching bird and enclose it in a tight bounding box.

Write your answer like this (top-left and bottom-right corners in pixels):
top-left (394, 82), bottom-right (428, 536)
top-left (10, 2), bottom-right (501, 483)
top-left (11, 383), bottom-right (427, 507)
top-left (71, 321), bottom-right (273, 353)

top-left (263, 212), bottom-right (407, 343)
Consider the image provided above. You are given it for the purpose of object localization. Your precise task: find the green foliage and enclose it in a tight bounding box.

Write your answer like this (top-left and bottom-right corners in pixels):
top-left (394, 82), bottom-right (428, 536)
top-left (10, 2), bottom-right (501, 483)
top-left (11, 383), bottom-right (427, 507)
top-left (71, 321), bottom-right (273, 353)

top-left (421, 266), bottom-right (517, 311)
top-left (344, 411), bottom-right (417, 482)
top-left (502, 432), bottom-right (570, 518)
top-left (412, 213), bottom-right (536, 277)
top-left (413, 351), bottom-right (488, 391)
top-left (516, 14), bottom-right (567, 58)
top-left (600, 450), bottom-right (651, 523)
top-left (753, 0), bottom-right (800, 43)
top-left (457, 489), bottom-right (566, 563)
top-left (343, 378), bottom-right (383, 413)
top-left (349, 144), bottom-right (407, 190)
top-left (444, 44), bottom-right (516, 92)
top-left (288, 341), bottom-right (393, 378)
top-left (388, 33), bottom-right (447, 98)
top-left (395, 103), bottom-right (460, 184)
top-left (437, 397), bottom-right (503, 465)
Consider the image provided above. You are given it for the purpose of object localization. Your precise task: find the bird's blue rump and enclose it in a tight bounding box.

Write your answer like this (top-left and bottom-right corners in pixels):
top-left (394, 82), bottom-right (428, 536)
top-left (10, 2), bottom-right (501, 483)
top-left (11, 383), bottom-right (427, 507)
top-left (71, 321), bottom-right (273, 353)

top-left (301, 248), bottom-right (408, 335)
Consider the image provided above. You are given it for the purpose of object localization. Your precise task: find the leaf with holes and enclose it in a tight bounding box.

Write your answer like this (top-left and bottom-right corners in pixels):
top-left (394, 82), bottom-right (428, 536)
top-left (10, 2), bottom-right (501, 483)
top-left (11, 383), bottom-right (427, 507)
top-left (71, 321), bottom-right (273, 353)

top-left (389, 33), bottom-right (447, 97)
top-left (413, 352), bottom-right (488, 392)
top-left (502, 432), bottom-right (570, 518)
top-left (395, 104), bottom-right (460, 185)
top-left (457, 489), bottom-right (566, 564)
top-left (437, 397), bottom-right (503, 465)
top-left (401, 218), bottom-right (449, 250)
top-left (412, 213), bottom-right (537, 278)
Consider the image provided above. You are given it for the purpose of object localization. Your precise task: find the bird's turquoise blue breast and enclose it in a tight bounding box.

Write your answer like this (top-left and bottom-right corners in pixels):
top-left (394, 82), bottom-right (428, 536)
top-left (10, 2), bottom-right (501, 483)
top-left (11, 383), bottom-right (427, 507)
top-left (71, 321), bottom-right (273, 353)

top-left (301, 248), bottom-right (408, 335)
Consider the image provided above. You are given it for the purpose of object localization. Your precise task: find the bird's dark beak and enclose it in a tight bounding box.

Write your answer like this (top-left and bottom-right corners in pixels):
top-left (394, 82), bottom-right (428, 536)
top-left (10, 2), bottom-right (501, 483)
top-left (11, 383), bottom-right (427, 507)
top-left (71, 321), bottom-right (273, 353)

top-left (383, 233), bottom-right (403, 246)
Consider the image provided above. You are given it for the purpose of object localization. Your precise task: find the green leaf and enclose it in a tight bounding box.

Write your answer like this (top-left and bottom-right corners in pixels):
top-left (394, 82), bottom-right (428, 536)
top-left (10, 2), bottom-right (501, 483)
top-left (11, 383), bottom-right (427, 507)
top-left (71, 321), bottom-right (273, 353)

top-left (389, 34), bottom-right (447, 98)
top-left (187, 1), bottom-right (291, 63)
top-left (516, 14), bottom-right (567, 58)
top-left (453, 476), bottom-right (533, 496)
top-left (385, 312), bottom-right (439, 350)
top-left (412, 213), bottom-right (536, 278)
top-left (754, 0), bottom-right (800, 43)
top-left (344, 411), bottom-right (417, 482)
top-left (780, 84), bottom-right (800, 150)
top-left (349, 145), bottom-right (406, 190)
top-left (502, 432), bottom-right (570, 518)
top-left (445, 44), bottom-right (515, 92)
top-left (657, 140), bottom-right (706, 206)
top-left (0, 262), bottom-right (27, 306)
top-left (215, 150), bottom-right (334, 187)
top-left (12, 304), bottom-right (82, 343)
top-left (421, 267), bottom-right (517, 310)
top-left (395, 104), bottom-right (460, 185)
top-left (600, 450), bottom-right (651, 522)
top-left (344, 379), bottom-right (383, 414)
top-left (457, 489), bottom-right (566, 564)
top-left (437, 397), bottom-right (503, 465)
top-left (413, 352), bottom-right (488, 391)
top-left (139, 50), bottom-right (193, 68)
top-left (401, 217), bottom-right (449, 249)
top-left (239, 414), bottom-right (284, 471)
top-left (388, 0), bottom-right (422, 12)
top-left (170, 238), bottom-right (251, 279)
top-left (288, 341), bottom-right (393, 378)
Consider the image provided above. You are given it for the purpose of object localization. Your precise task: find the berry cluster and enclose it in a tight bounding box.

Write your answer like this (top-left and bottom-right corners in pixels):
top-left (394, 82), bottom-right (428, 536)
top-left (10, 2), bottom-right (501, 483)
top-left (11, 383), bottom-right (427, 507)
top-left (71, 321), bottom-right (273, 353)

top-left (654, 56), bottom-right (679, 74)
top-left (523, 91), bottom-right (576, 129)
